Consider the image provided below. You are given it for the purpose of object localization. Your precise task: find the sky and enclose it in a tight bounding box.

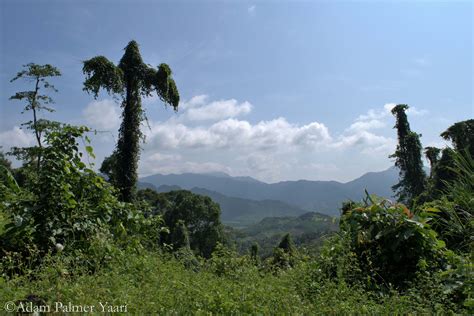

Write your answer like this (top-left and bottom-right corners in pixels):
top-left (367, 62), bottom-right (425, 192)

top-left (0, 0), bottom-right (472, 183)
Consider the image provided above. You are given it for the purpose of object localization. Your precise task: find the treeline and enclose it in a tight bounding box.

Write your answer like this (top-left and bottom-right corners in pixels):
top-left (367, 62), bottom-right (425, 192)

top-left (0, 41), bottom-right (472, 313)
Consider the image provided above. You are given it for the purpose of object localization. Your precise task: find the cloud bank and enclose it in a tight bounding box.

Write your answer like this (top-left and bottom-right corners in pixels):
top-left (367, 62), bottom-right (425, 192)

top-left (1, 96), bottom-right (428, 183)
top-left (135, 96), bottom-right (412, 182)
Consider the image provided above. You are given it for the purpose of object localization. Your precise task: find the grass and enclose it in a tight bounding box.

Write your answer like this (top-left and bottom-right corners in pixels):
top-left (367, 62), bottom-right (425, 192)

top-left (0, 248), bottom-right (460, 315)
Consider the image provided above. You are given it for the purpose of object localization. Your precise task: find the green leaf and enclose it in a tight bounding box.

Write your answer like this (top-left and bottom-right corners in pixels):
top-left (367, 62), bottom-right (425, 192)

top-left (85, 145), bottom-right (96, 159)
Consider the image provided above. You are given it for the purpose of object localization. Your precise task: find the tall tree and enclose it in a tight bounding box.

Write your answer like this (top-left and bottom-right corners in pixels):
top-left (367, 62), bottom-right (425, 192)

top-left (82, 40), bottom-right (179, 202)
top-left (440, 119), bottom-right (474, 157)
top-left (277, 233), bottom-right (296, 256)
top-left (272, 233), bottom-right (297, 269)
top-left (250, 242), bottom-right (259, 262)
top-left (428, 120), bottom-right (474, 196)
top-left (9, 63), bottom-right (61, 169)
top-left (390, 104), bottom-right (426, 204)
top-left (424, 146), bottom-right (441, 178)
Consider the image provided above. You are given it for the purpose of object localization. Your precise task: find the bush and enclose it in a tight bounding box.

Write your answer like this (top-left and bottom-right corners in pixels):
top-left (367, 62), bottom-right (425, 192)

top-left (206, 243), bottom-right (256, 279)
top-left (340, 195), bottom-right (447, 290)
top-left (0, 125), bottom-right (165, 274)
top-left (422, 150), bottom-right (473, 253)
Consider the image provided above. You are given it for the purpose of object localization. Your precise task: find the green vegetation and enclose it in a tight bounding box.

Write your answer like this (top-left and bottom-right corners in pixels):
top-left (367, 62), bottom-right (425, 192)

top-left (9, 63), bottom-right (61, 171)
top-left (83, 40), bottom-right (179, 202)
top-left (140, 189), bottom-right (224, 258)
top-left (0, 58), bottom-right (472, 314)
top-left (390, 104), bottom-right (426, 205)
top-left (227, 212), bottom-right (338, 258)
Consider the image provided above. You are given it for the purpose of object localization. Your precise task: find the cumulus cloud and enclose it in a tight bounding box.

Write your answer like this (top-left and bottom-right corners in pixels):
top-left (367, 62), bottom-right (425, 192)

top-left (407, 107), bottom-right (428, 116)
top-left (334, 131), bottom-right (395, 154)
top-left (144, 116), bottom-right (331, 152)
top-left (180, 94), bottom-right (209, 110)
top-left (136, 96), bottom-right (407, 182)
top-left (83, 99), bottom-right (121, 130)
top-left (0, 126), bottom-right (35, 150)
top-left (348, 119), bottom-right (386, 132)
top-left (352, 103), bottom-right (427, 131)
top-left (184, 98), bottom-right (252, 121)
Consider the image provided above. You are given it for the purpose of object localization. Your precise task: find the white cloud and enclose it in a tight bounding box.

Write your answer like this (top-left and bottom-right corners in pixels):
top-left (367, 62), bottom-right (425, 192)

top-left (248, 5), bottom-right (256, 14)
top-left (338, 102), bottom-right (427, 155)
top-left (348, 119), bottom-right (386, 132)
top-left (356, 103), bottom-right (395, 121)
top-left (83, 99), bottom-right (121, 130)
top-left (144, 116), bottom-right (331, 152)
top-left (180, 95), bottom-right (208, 110)
top-left (355, 103), bottom-right (426, 124)
top-left (184, 99), bottom-right (252, 121)
top-left (0, 126), bottom-right (35, 151)
top-left (334, 131), bottom-right (395, 154)
top-left (136, 96), bottom-right (406, 182)
top-left (407, 107), bottom-right (428, 116)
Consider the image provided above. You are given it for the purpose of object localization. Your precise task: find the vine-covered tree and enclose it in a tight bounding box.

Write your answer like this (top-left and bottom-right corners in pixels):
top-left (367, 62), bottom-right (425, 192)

top-left (9, 63), bottom-right (61, 169)
top-left (170, 220), bottom-right (191, 250)
top-left (440, 119), bottom-right (474, 157)
top-left (424, 146), bottom-right (441, 178)
top-left (277, 233), bottom-right (296, 255)
top-left (250, 243), bottom-right (259, 261)
top-left (390, 104), bottom-right (426, 204)
top-left (272, 233), bottom-right (297, 268)
top-left (82, 40), bottom-right (179, 202)
top-left (427, 120), bottom-right (474, 196)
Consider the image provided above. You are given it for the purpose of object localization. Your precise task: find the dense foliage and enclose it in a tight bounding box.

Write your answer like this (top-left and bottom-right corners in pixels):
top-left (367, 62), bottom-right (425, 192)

top-left (226, 211), bottom-right (338, 258)
top-left (0, 125), bottom-right (164, 275)
top-left (138, 189), bottom-right (224, 258)
top-left (83, 41), bottom-right (179, 202)
top-left (390, 104), bottom-right (426, 204)
top-left (341, 195), bottom-right (447, 289)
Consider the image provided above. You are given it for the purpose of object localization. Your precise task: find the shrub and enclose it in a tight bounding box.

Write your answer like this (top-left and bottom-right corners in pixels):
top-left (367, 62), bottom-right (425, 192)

top-left (340, 195), bottom-right (447, 290)
top-left (0, 125), bottom-right (164, 274)
top-left (207, 243), bottom-right (255, 279)
top-left (422, 150), bottom-right (473, 253)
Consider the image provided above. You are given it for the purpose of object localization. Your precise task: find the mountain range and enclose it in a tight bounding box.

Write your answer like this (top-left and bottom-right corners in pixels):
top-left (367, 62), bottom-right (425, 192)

top-left (149, 185), bottom-right (309, 227)
top-left (140, 167), bottom-right (399, 220)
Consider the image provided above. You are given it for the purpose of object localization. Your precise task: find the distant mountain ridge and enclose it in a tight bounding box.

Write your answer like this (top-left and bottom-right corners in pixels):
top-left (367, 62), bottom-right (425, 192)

top-left (188, 187), bottom-right (307, 227)
top-left (140, 184), bottom-right (308, 227)
top-left (140, 167), bottom-right (399, 216)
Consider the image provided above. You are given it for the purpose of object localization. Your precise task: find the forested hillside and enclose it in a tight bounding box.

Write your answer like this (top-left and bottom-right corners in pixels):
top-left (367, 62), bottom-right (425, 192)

top-left (141, 166), bottom-right (399, 216)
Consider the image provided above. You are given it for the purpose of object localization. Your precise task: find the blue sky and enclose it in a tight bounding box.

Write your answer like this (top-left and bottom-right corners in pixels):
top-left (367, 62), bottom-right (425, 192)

top-left (1, 0), bottom-right (472, 182)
